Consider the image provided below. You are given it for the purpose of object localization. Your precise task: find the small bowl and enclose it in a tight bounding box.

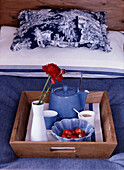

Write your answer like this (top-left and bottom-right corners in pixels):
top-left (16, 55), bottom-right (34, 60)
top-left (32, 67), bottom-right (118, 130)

top-left (51, 118), bottom-right (94, 141)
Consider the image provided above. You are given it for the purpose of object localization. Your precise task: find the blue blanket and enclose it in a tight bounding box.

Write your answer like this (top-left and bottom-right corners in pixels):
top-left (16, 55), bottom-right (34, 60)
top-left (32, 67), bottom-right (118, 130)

top-left (0, 76), bottom-right (124, 169)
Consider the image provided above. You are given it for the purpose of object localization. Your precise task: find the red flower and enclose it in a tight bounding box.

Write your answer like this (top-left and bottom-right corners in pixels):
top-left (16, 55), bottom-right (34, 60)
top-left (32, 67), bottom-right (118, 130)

top-left (42, 63), bottom-right (65, 84)
top-left (37, 63), bottom-right (66, 104)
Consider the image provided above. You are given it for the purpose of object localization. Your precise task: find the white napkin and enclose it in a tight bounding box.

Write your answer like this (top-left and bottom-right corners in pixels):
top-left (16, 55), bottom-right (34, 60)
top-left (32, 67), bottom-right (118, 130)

top-left (93, 103), bottom-right (103, 142)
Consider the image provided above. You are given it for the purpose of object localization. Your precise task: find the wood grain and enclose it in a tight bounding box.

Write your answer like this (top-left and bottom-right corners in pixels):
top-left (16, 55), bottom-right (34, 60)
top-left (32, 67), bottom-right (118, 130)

top-left (10, 92), bottom-right (30, 142)
top-left (23, 91), bottom-right (103, 103)
top-left (10, 91), bottom-right (117, 159)
top-left (10, 141), bottom-right (116, 158)
top-left (100, 92), bottom-right (117, 144)
top-left (0, 0), bottom-right (124, 30)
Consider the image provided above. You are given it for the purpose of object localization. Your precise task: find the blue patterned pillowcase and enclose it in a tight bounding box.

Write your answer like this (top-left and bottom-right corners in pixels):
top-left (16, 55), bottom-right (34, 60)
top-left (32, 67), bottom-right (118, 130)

top-left (10, 9), bottom-right (111, 52)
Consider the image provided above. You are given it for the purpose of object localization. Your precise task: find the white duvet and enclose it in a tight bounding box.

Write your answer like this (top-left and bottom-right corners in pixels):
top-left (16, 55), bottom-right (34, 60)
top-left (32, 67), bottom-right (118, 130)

top-left (0, 26), bottom-right (124, 78)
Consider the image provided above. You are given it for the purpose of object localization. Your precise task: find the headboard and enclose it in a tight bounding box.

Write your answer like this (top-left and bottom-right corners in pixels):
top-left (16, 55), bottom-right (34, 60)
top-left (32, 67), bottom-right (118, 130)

top-left (0, 0), bottom-right (124, 31)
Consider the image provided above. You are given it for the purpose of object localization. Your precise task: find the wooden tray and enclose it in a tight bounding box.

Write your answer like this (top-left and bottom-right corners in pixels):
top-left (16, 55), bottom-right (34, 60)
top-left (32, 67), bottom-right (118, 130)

top-left (10, 91), bottom-right (117, 159)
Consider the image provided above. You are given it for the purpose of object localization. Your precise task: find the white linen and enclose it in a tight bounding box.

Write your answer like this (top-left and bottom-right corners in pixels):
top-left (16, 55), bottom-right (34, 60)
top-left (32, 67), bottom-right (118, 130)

top-left (25, 103), bottom-right (103, 142)
top-left (0, 26), bottom-right (124, 78)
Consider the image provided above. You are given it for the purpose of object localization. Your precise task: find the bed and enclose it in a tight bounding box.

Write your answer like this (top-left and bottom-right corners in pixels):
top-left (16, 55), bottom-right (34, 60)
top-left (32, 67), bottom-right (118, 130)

top-left (0, 0), bottom-right (124, 169)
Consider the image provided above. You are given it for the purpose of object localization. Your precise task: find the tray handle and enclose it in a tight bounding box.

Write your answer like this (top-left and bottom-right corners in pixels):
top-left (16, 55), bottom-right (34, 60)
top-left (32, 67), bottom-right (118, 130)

top-left (50, 147), bottom-right (76, 153)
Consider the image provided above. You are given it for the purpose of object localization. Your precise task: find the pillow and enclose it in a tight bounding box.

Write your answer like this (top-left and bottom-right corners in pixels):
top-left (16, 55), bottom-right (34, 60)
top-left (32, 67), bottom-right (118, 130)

top-left (10, 9), bottom-right (111, 52)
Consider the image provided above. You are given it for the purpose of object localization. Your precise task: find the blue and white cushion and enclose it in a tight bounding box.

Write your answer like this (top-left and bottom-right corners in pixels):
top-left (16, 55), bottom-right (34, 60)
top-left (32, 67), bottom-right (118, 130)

top-left (11, 9), bottom-right (111, 52)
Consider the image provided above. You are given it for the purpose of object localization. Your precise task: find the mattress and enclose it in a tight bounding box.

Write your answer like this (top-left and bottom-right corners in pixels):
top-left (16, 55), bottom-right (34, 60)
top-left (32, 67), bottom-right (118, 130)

top-left (0, 26), bottom-right (124, 78)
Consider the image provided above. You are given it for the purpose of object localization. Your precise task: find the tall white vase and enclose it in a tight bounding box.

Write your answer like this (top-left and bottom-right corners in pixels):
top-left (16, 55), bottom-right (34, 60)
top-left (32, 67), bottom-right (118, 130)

top-left (30, 101), bottom-right (48, 141)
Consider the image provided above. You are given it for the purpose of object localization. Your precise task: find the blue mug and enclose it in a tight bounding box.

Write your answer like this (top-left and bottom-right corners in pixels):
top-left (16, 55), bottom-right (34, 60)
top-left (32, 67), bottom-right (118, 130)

top-left (44, 110), bottom-right (58, 129)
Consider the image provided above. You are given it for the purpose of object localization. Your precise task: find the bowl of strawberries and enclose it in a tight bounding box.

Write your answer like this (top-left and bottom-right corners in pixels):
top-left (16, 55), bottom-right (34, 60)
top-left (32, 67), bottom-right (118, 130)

top-left (51, 118), bottom-right (94, 141)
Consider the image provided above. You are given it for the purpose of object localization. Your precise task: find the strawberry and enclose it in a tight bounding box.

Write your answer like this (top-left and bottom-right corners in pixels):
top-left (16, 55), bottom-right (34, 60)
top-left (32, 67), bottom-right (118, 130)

top-left (71, 129), bottom-right (76, 135)
top-left (66, 135), bottom-right (71, 139)
top-left (61, 133), bottom-right (67, 138)
top-left (75, 128), bottom-right (82, 134)
top-left (63, 129), bottom-right (72, 135)
top-left (78, 131), bottom-right (86, 138)
top-left (70, 135), bottom-right (77, 139)
top-left (61, 128), bottom-right (86, 139)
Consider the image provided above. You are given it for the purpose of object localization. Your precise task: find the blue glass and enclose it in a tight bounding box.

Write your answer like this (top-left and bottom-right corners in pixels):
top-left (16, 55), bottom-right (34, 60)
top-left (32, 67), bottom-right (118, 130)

top-left (44, 115), bottom-right (59, 130)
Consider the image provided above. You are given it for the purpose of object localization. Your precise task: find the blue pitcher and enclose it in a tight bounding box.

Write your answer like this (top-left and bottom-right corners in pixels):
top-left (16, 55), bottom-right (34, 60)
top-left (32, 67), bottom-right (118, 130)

top-left (49, 85), bottom-right (89, 119)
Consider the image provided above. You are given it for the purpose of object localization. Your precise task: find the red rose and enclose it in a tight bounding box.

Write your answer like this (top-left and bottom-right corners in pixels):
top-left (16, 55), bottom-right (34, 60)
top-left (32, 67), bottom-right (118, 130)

top-left (42, 63), bottom-right (65, 84)
top-left (37, 63), bottom-right (66, 104)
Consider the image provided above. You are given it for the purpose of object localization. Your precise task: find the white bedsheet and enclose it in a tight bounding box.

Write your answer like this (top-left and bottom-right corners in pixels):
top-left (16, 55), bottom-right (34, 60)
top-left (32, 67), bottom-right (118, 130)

top-left (0, 26), bottom-right (124, 78)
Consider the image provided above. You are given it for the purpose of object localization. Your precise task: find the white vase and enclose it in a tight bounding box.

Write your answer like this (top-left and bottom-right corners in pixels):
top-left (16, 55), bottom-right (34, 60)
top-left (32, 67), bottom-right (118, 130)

top-left (30, 100), bottom-right (48, 141)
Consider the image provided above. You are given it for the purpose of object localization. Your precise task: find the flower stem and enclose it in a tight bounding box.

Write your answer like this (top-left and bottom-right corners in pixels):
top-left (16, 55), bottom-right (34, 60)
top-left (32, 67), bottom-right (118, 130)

top-left (56, 69), bottom-right (63, 78)
top-left (38, 75), bottom-right (51, 105)
top-left (42, 83), bottom-right (52, 103)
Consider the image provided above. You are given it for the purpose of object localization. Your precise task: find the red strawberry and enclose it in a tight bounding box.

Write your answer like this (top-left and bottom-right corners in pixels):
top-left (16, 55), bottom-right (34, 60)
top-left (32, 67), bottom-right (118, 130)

top-left (70, 135), bottom-right (77, 139)
top-left (63, 129), bottom-right (72, 135)
top-left (66, 135), bottom-right (71, 139)
top-left (78, 131), bottom-right (86, 138)
top-left (61, 133), bottom-right (67, 138)
top-left (71, 129), bottom-right (76, 135)
top-left (75, 128), bottom-right (82, 134)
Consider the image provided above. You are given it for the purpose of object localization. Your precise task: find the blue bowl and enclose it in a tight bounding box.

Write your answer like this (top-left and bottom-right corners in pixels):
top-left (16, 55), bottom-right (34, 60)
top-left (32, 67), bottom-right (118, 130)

top-left (51, 118), bottom-right (94, 141)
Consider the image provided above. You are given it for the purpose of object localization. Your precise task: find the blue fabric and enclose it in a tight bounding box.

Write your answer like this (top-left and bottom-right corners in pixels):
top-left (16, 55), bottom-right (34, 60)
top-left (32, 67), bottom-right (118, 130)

top-left (0, 76), bottom-right (124, 169)
top-left (1, 154), bottom-right (124, 169)
top-left (10, 9), bottom-right (111, 52)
